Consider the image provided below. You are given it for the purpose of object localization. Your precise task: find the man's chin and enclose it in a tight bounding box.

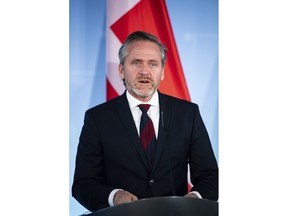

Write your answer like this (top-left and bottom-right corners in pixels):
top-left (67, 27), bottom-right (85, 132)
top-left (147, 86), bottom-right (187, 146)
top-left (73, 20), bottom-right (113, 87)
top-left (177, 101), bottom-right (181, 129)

top-left (131, 88), bottom-right (155, 99)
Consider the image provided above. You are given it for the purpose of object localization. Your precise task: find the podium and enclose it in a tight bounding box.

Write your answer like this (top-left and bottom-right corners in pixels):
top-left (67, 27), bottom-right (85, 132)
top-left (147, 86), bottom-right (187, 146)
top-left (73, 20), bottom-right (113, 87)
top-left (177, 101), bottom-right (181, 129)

top-left (87, 196), bottom-right (218, 216)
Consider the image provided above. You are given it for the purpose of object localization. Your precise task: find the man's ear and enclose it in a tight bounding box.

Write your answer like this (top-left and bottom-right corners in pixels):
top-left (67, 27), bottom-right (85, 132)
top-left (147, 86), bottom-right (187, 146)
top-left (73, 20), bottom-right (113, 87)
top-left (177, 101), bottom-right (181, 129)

top-left (119, 64), bottom-right (124, 80)
top-left (161, 67), bottom-right (165, 81)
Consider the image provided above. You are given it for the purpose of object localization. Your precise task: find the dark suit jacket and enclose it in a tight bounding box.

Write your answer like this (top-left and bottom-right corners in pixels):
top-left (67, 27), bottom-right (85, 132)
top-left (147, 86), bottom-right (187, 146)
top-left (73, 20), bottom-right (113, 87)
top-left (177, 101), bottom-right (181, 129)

top-left (72, 91), bottom-right (218, 212)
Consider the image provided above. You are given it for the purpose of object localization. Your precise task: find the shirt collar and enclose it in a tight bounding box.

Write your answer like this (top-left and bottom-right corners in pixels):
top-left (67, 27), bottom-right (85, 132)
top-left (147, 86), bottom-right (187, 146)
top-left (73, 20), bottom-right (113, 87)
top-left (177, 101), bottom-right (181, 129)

top-left (126, 90), bottom-right (159, 109)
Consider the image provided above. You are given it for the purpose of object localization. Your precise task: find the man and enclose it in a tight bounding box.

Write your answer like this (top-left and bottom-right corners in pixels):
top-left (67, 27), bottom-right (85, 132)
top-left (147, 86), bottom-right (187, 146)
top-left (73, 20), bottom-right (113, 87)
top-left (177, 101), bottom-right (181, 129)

top-left (72, 31), bottom-right (218, 212)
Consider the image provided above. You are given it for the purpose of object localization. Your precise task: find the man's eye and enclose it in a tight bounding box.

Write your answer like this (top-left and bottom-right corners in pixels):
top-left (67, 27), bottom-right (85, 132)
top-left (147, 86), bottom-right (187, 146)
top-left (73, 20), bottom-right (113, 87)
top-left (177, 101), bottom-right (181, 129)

top-left (132, 61), bottom-right (141, 66)
top-left (149, 62), bottom-right (157, 68)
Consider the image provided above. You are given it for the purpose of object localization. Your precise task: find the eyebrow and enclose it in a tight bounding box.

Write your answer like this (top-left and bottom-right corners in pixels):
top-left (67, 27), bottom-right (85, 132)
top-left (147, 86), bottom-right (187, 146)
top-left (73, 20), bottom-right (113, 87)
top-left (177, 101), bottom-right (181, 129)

top-left (130, 59), bottom-right (159, 62)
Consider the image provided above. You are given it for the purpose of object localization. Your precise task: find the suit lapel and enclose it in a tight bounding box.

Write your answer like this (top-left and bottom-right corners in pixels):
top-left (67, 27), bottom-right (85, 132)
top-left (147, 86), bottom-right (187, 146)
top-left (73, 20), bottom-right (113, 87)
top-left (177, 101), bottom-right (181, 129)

top-left (152, 93), bottom-right (171, 173)
top-left (116, 92), bottom-right (148, 168)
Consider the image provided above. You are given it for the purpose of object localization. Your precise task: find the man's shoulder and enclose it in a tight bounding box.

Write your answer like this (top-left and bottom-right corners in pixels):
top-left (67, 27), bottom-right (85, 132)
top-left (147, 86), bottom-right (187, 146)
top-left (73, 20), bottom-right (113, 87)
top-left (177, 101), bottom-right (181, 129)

top-left (159, 92), bottom-right (197, 107)
top-left (86, 95), bottom-right (123, 114)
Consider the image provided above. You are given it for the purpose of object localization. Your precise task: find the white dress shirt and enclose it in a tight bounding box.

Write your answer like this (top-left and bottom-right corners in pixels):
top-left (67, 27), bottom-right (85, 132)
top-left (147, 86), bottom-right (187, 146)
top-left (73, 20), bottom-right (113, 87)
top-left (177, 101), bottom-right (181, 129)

top-left (126, 90), bottom-right (160, 138)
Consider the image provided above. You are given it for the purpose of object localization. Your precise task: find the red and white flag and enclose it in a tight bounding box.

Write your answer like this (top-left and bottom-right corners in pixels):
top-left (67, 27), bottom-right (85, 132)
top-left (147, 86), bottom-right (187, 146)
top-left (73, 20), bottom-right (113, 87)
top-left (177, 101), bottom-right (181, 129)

top-left (106, 0), bottom-right (190, 101)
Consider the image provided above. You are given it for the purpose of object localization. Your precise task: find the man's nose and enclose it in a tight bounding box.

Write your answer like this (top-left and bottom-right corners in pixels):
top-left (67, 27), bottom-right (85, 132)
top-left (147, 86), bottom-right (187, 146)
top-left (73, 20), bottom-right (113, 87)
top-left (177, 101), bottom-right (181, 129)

top-left (139, 63), bottom-right (150, 74)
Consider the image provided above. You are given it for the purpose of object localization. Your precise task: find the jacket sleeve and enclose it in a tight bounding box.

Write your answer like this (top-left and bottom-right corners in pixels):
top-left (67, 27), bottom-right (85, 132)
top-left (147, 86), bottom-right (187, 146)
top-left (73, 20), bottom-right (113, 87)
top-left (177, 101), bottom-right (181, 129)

top-left (189, 104), bottom-right (218, 201)
top-left (72, 109), bottom-right (115, 211)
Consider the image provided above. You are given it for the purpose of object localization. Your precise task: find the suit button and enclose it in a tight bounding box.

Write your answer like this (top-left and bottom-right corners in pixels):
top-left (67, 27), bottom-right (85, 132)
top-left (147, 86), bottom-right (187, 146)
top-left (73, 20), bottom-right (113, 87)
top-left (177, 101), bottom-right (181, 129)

top-left (149, 179), bottom-right (154, 185)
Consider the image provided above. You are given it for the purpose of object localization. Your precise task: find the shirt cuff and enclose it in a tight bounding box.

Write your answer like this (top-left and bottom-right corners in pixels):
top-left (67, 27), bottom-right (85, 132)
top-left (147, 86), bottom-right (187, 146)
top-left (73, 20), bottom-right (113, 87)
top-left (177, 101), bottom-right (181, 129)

top-left (189, 191), bottom-right (202, 199)
top-left (108, 189), bottom-right (123, 206)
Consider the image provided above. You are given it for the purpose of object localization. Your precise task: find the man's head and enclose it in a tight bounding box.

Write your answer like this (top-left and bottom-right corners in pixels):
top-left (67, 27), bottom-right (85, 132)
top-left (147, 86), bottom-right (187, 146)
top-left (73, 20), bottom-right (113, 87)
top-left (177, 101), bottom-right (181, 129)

top-left (119, 31), bottom-right (167, 67)
top-left (118, 31), bottom-right (167, 102)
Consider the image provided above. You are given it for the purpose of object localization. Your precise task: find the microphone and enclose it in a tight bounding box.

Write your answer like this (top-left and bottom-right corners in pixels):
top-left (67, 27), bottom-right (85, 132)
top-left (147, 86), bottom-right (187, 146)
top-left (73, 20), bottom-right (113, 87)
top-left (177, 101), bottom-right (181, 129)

top-left (161, 110), bottom-right (176, 196)
top-left (161, 111), bottom-right (165, 129)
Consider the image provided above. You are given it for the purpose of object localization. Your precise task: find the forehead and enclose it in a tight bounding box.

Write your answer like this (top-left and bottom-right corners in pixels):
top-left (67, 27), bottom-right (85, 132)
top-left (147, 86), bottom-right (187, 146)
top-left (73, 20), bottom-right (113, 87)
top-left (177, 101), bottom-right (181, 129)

top-left (126, 40), bottom-right (162, 60)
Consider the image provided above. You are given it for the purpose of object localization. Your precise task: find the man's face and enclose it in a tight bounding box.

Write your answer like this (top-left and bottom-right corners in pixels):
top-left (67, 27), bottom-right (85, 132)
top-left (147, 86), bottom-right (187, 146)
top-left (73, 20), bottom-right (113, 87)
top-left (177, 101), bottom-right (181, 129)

top-left (119, 40), bottom-right (165, 102)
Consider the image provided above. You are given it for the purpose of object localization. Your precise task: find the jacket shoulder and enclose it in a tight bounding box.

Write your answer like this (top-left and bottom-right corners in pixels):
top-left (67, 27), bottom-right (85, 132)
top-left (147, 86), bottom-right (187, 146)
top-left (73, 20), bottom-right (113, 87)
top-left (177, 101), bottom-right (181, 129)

top-left (160, 93), bottom-right (198, 108)
top-left (85, 95), bottom-right (121, 115)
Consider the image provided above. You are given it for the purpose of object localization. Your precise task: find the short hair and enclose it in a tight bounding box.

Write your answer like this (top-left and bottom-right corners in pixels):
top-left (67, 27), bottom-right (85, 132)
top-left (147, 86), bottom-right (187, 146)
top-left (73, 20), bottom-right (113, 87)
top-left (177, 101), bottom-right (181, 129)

top-left (118, 31), bottom-right (167, 67)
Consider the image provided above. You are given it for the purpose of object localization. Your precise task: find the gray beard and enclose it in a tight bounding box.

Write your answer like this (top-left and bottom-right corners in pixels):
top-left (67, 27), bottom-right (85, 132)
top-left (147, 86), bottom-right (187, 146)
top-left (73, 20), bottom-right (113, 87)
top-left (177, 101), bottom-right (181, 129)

top-left (130, 86), bottom-right (155, 99)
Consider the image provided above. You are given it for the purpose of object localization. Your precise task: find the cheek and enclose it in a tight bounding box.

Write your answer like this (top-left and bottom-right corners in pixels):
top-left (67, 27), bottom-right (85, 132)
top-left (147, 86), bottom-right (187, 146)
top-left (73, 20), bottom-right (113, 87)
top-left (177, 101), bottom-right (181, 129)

top-left (121, 71), bottom-right (135, 85)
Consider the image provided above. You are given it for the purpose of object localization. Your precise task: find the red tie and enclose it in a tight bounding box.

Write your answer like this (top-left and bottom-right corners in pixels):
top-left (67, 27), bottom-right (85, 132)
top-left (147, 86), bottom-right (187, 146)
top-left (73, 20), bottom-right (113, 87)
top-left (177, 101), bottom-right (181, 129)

top-left (138, 104), bottom-right (156, 168)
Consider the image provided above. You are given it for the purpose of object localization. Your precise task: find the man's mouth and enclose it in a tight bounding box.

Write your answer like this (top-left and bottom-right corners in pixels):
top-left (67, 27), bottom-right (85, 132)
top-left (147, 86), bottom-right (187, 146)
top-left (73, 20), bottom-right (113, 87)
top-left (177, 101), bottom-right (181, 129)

top-left (139, 80), bottom-right (149, 83)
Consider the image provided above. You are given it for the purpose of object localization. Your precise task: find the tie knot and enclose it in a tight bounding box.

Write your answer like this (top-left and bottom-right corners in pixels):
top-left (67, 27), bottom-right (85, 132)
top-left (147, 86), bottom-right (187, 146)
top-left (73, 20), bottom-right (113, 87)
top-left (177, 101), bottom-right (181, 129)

top-left (138, 104), bottom-right (151, 113)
